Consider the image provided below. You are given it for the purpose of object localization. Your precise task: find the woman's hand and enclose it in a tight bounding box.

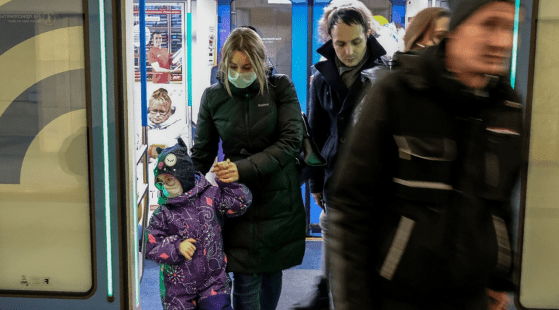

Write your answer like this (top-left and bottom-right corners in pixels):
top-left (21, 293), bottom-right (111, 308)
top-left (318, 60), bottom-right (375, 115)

top-left (211, 159), bottom-right (239, 183)
top-left (179, 238), bottom-right (197, 261)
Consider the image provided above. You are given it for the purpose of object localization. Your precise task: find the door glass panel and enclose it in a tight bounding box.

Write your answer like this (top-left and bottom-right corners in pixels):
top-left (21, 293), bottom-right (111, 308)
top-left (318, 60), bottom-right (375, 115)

top-left (0, 0), bottom-right (92, 294)
top-left (519, 0), bottom-right (559, 307)
top-left (234, 0), bottom-right (292, 77)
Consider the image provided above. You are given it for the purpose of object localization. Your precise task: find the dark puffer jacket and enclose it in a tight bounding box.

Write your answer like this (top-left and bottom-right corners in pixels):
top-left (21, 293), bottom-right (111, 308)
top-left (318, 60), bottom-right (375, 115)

top-left (191, 74), bottom-right (306, 274)
top-left (308, 35), bottom-right (386, 194)
top-left (327, 42), bottom-right (523, 309)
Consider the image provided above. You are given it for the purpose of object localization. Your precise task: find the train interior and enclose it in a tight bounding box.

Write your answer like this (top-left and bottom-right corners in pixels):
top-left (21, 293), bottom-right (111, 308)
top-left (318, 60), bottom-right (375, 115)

top-left (0, 0), bottom-right (558, 309)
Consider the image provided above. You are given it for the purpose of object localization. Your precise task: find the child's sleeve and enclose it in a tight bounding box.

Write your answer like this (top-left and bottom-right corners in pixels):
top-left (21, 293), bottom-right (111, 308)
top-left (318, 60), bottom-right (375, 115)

top-left (212, 179), bottom-right (252, 218)
top-left (145, 207), bottom-right (185, 265)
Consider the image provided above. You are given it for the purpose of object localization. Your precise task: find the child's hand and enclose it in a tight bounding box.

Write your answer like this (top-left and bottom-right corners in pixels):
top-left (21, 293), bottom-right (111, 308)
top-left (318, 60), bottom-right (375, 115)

top-left (179, 238), bottom-right (197, 260)
top-left (211, 159), bottom-right (239, 183)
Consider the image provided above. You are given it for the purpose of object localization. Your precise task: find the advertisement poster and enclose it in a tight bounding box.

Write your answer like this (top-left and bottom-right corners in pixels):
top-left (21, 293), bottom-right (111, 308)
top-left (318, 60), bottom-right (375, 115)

top-left (134, 3), bottom-right (188, 222)
top-left (0, 1), bottom-right (92, 293)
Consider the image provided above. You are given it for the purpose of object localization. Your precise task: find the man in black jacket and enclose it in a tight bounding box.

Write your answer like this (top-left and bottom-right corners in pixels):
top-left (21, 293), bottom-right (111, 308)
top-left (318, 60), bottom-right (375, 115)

top-left (292, 4), bottom-right (386, 310)
top-left (327, 0), bottom-right (522, 309)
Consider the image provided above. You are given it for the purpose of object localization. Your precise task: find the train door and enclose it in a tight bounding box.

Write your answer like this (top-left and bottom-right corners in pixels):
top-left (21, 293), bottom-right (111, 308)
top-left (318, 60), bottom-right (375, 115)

top-left (516, 0), bottom-right (559, 309)
top-left (0, 0), bottom-right (137, 308)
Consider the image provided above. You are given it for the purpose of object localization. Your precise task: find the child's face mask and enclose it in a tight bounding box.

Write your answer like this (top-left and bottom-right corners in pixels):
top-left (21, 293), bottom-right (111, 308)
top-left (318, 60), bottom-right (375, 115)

top-left (156, 174), bottom-right (183, 198)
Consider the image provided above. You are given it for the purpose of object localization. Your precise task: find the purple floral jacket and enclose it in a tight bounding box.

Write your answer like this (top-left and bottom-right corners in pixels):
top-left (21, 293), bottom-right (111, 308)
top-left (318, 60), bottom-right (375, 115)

top-left (146, 173), bottom-right (252, 308)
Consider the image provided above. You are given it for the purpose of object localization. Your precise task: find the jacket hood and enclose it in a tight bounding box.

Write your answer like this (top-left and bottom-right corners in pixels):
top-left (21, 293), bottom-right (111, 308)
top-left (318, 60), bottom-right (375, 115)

top-left (391, 49), bottom-right (435, 90)
top-left (163, 172), bottom-right (211, 208)
top-left (360, 66), bottom-right (390, 84)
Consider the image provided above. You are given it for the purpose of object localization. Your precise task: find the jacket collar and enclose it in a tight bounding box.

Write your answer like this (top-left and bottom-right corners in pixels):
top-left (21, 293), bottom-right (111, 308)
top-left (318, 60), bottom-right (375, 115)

top-left (314, 35), bottom-right (386, 91)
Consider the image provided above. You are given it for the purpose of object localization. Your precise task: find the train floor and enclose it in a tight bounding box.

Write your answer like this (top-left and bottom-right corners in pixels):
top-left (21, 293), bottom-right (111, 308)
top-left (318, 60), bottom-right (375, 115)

top-left (139, 238), bottom-right (518, 310)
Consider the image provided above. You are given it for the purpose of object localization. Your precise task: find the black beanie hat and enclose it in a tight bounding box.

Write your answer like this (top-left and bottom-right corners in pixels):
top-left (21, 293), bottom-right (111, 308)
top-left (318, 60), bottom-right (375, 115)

top-left (153, 138), bottom-right (196, 194)
top-left (449, 0), bottom-right (515, 33)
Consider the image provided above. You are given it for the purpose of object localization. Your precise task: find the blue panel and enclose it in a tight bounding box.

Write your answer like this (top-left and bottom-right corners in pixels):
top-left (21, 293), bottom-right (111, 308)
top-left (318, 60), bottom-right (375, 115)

top-left (217, 2), bottom-right (232, 62)
top-left (291, 2), bottom-right (308, 112)
top-left (188, 12), bottom-right (192, 106)
top-left (511, 0), bottom-right (521, 88)
top-left (309, 1), bottom-right (328, 235)
top-left (392, 5), bottom-right (406, 27)
top-left (140, 0), bottom-right (147, 126)
top-left (312, 2), bottom-right (328, 66)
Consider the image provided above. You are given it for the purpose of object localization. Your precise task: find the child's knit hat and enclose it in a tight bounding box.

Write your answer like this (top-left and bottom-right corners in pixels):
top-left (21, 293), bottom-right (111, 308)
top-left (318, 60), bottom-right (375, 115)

top-left (153, 138), bottom-right (196, 194)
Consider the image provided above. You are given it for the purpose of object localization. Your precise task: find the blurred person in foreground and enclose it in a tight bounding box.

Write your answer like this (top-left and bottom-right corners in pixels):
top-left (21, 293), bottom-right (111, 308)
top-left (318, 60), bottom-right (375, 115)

top-left (327, 0), bottom-right (522, 309)
top-left (291, 2), bottom-right (386, 310)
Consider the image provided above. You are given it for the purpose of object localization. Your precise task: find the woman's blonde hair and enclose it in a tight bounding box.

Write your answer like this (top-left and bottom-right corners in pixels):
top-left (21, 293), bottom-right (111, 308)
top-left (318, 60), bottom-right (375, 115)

top-left (149, 88), bottom-right (172, 112)
top-left (318, 0), bottom-right (376, 43)
top-left (218, 27), bottom-right (269, 96)
top-left (403, 7), bottom-right (450, 52)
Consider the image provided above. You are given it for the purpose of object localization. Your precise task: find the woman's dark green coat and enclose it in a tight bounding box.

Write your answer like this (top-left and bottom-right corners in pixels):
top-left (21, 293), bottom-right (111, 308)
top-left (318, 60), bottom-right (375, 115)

top-left (191, 74), bottom-right (306, 274)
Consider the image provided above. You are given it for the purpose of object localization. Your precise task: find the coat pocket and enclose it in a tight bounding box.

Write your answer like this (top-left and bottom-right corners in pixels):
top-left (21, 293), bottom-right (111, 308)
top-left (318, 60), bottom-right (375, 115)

top-left (392, 136), bottom-right (456, 203)
top-left (376, 202), bottom-right (449, 296)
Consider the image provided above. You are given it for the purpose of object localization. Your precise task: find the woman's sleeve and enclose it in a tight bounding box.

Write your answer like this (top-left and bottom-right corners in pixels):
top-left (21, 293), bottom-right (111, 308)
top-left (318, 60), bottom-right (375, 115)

top-left (233, 75), bottom-right (304, 182)
top-left (308, 75), bottom-right (330, 193)
top-left (145, 208), bottom-right (185, 265)
top-left (191, 89), bottom-right (220, 174)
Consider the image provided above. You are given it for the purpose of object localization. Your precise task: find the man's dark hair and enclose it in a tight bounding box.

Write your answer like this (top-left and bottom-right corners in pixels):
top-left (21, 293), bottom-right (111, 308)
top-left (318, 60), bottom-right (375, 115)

top-left (327, 7), bottom-right (370, 38)
top-left (151, 31), bottom-right (161, 38)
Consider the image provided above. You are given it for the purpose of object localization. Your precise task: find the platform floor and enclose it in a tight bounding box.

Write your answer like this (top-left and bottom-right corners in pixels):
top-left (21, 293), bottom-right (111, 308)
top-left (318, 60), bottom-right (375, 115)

top-left (140, 239), bottom-right (518, 310)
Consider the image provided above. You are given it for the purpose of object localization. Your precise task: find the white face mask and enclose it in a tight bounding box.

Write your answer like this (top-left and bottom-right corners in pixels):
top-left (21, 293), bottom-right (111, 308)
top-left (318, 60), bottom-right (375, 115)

top-left (228, 68), bottom-right (257, 89)
top-left (164, 183), bottom-right (183, 198)
top-left (157, 175), bottom-right (183, 198)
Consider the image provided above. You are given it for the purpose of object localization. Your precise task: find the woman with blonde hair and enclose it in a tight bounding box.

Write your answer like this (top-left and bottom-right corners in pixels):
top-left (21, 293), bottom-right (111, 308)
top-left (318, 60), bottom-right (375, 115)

top-left (191, 27), bottom-right (306, 310)
top-left (403, 7), bottom-right (451, 52)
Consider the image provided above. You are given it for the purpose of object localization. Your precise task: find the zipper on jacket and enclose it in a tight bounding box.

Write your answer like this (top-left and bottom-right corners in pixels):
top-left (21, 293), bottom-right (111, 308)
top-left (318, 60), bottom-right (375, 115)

top-left (244, 93), bottom-right (253, 151)
top-left (244, 93), bottom-right (258, 267)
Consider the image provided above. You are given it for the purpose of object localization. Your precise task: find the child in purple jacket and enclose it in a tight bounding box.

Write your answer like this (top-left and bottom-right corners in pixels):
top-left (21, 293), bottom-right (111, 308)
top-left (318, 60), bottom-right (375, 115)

top-left (146, 139), bottom-right (252, 310)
